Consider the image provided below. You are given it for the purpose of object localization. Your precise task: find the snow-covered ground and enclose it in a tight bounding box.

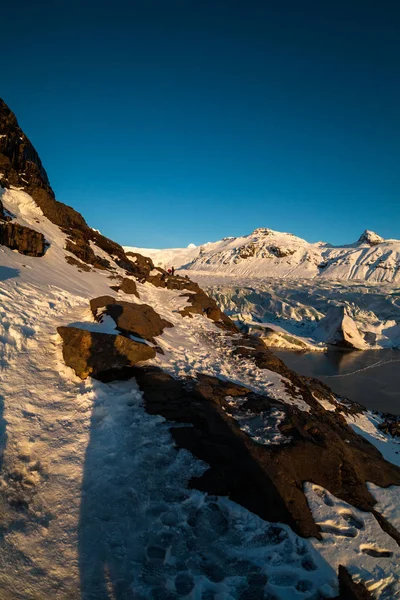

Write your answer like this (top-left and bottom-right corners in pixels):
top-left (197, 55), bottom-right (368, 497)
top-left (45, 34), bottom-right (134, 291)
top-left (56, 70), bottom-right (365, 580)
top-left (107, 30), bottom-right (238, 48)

top-left (127, 226), bottom-right (400, 283)
top-left (2, 186), bottom-right (400, 598)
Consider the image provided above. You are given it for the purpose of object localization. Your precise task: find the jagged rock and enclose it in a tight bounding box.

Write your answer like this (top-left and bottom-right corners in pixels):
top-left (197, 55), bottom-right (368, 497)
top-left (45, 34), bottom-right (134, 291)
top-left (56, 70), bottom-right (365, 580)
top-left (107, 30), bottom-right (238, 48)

top-left (379, 414), bottom-right (400, 438)
top-left (57, 326), bottom-right (155, 381)
top-left (65, 238), bottom-right (111, 270)
top-left (357, 230), bottom-right (384, 246)
top-left (131, 366), bottom-right (400, 539)
top-left (337, 565), bottom-right (372, 599)
top-left (0, 221), bottom-right (46, 256)
top-left (269, 244), bottom-right (295, 258)
top-left (124, 251), bottom-right (154, 281)
top-left (90, 297), bottom-right (173, 343)
top-left (65, 256), bottom-right (92, 272)
top-left (0, 98), bottom-right (143, 275)
top-left (314, 306), bottom-right (368, 350)
top-left (179, 287), bottom-right (238, 332)
top-left (110, 277), bottom-right (139, 296)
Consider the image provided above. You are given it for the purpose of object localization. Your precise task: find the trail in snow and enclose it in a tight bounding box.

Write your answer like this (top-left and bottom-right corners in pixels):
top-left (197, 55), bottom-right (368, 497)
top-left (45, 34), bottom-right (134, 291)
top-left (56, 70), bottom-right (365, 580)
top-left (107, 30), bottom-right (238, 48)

top-left (0, 274), bottom-right (339, 599)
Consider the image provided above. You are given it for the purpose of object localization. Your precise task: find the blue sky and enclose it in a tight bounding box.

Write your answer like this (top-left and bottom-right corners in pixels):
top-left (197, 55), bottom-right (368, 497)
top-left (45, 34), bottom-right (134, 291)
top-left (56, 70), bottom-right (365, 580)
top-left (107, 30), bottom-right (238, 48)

top-left (1, 0), bottom-right (399, 248)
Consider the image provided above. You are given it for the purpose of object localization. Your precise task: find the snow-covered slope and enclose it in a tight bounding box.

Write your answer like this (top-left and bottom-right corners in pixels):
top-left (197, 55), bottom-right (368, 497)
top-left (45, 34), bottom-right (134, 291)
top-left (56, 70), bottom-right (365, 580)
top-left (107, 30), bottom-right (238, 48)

top-left (2, 99), bottom-right (400, 599)
top-left (129, 227), bottom-right (400, 282)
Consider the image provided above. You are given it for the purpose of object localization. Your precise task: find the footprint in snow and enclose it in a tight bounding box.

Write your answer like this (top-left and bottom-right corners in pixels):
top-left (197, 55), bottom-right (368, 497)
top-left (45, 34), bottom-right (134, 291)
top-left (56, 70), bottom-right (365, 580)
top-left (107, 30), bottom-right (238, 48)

top-left (360, 544), bottom-right (393, 558)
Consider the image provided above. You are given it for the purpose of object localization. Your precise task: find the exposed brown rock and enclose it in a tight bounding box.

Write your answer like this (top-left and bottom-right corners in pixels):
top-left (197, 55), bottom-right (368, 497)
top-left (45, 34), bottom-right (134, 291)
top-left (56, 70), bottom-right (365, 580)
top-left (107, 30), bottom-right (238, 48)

top-left (131, 366), bottom-right (400, 540)
top-left (124, 251), bottom-right (154, 281)
top-left (0, 221), bottom-right (46, 256)
top-left (57, 326), bottom-right (155, 381)
top-left (65, 255), bottom-right (92, 272)
top-left (110, 277), bottom-right (139, 297)
top-left (65, 238), bottom-right (111, 270)
top-left (89, 295), bottom-right (116, 315)
top-left (179, 286), bottom-right (238, 332)
top-left (90, 296), bottom-right (173, 343)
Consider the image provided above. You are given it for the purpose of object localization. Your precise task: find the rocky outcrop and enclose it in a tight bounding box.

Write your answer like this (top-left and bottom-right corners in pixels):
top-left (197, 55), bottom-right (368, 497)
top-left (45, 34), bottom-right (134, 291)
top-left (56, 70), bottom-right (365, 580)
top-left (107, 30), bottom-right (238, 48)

top-left (57, 326), bottom-right (156, 381)
top-left (90, 296), bottom-right (173, 343)
top-left (337, 565), bottom-right (373, 599)
top-left (131, 366), bottom-right (400, 540)
top-left (124, 251), bottom-right (154, 281)
top-left (0, 221), bottom-right (46, 256)
top-left (179, 285), bottom-right (238, 332)
top-left (357, 230), bottom-right (384, 246)
top-left (0, 98), bottom-right (143, 274)
top-left (314, 306), bottom-right (368, 350)
top-left (110, 277), bottom-right (139, 296)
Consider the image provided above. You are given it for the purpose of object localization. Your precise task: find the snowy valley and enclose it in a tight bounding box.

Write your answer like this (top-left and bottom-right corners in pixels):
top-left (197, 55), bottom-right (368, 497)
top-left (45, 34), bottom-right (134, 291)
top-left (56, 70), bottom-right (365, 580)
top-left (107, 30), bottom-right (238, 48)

top-left (1, 98), bottom-right (400, 600)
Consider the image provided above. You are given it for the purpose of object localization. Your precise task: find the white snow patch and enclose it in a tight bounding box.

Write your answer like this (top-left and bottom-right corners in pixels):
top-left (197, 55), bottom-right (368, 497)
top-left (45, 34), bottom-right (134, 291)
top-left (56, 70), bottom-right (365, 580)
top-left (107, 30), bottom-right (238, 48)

top-left (345, 412), bottom-right (400, 468)
top-left (305, 483), bottom-right (400, 598)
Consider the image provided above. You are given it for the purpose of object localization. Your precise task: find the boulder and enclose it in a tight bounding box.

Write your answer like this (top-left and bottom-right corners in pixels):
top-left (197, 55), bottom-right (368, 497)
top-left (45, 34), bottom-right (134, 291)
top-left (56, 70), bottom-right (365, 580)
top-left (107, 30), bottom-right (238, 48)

top-left (90, 297), bottom-right (173, 343)
top-left (89, 295), bottom-right (116, 315)
top-left (57, 326), bottom-right (155, 381)
top-left (0, 221), bottom-right (46, 256)
top-left (110, 277), bottom-right (139, 297)
top-left (179, 287), bottom-right (238, 333)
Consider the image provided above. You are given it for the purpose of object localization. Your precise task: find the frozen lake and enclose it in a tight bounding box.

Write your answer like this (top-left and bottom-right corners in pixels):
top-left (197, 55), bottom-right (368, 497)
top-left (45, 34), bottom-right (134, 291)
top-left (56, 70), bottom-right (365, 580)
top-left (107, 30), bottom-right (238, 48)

top-left (272, 349), bottom-right (400, 414)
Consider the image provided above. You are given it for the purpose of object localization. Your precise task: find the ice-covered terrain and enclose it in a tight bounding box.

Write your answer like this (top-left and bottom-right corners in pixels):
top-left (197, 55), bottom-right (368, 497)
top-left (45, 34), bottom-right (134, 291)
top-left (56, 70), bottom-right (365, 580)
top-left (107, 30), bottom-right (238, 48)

top-left (127, 226), bottom-right (400, 283)
top-left (2, 99), bottom-right (400, 599)
top-left (181, 274), bottom-right (400, 351)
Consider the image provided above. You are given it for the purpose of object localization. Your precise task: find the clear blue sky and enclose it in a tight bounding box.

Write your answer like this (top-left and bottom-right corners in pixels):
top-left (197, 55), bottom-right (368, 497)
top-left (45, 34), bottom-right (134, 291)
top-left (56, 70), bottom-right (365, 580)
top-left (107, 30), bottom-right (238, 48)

top-left (1, 0), bottom-right (399, 248)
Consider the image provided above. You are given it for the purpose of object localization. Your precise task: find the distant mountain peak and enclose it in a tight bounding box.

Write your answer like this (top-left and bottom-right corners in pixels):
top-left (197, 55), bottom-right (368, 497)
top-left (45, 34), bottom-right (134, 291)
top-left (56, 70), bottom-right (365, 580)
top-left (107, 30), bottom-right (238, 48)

top-left (357, 230), bottom-right (384, 246)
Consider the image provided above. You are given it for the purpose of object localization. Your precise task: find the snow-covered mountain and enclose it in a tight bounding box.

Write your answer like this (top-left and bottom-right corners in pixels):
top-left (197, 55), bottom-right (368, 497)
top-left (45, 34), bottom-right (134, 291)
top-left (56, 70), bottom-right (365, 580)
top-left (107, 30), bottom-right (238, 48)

top-left (2, 98), bottom-right (400, 598)
top-left (128, 226), bottom-right (400, 282)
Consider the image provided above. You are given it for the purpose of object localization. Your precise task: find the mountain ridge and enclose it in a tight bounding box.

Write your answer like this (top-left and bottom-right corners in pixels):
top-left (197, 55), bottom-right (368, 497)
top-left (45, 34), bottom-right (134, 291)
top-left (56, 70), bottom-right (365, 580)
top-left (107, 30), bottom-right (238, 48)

top-left (127, 226), bottom-right (400, 282)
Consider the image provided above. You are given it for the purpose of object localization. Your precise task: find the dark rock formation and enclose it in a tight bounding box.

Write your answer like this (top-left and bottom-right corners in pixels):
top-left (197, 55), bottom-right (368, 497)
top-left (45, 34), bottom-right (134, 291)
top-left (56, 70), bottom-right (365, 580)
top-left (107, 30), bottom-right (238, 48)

top-left (379, 414), bottom-right (400, 438)
top-left (57, 326), bottom-right (155, 381)
top-left (124, 251), bottom-right (154, 281)
top-left (131, 366), bottom-right (400, 540)
top-left (337, 565), bottom-right (373, 599)
top-left (65, 256), bottom-right (92, 272)
top-left (0, 221), bottom-right (46, 256)
top-left (0, 98), bottom-right (142, 274)
top-left (269, 244), bottom-right (295, 258)
top-left (90, 296), bottom-right (173, 343)
top-left (179, 285), bottom-right (238, 332)
top-left (110, 277), bottom-right (139, 297)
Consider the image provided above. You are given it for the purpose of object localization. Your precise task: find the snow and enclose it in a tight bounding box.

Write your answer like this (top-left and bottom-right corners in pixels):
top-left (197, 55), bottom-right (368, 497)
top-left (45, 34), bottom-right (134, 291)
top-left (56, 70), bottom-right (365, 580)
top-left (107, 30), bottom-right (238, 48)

top-left (184, 275), bottom-right (400, 350)
top-left (135, 282), bottom-right (311, 413)
top-left (224, 397), bottom-right (290, 446)
top-left (305, 483), bottom-right (400, 598)
top-left (129, 226), bottom-right (400, 283)
top-left (367, 483), bottom-right (400, 532)
top-left (344, 412), bottom-right (400, 468)
top-left (1, 184), bottom-right (400, 596)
